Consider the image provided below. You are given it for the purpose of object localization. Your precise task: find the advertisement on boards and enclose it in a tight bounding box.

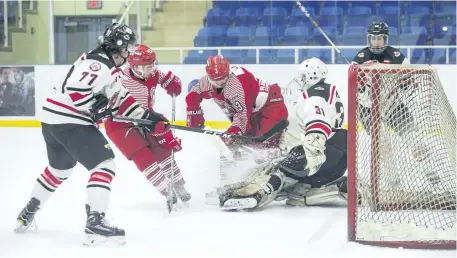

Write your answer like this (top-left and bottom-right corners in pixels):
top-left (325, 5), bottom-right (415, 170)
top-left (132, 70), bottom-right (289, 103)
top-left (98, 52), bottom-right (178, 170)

top-left (0, 66), bottom-right (35, 116)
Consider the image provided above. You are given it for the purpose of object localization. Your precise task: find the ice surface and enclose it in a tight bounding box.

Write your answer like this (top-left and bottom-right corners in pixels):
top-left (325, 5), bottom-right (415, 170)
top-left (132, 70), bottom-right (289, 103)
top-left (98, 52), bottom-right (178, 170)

top-left (0, 128), bottom-right (455, 258)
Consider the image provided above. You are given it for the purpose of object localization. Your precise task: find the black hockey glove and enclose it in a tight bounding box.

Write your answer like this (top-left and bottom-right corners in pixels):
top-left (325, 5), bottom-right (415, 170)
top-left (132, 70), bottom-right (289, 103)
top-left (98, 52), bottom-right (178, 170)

top-left (89, 94), bottom-right (112, 122)
top-left (140, 110), bottom-right (169, 132)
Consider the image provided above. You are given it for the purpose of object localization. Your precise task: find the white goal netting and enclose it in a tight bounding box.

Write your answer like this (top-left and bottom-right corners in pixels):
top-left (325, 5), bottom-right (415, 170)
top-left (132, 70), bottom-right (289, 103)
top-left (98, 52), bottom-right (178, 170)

top-left (347, 64), bottom-right (456, 249)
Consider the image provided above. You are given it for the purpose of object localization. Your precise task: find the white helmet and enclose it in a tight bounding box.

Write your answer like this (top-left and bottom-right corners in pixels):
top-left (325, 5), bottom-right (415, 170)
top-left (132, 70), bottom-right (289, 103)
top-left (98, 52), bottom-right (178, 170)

top-left (297, 57), bottom-right (328, 91)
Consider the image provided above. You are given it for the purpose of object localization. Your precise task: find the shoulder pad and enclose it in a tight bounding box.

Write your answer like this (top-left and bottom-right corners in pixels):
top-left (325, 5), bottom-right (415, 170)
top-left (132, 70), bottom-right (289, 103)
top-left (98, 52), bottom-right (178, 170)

top-left (86, 47), bottom-right (115, 69)
top-left (306, 82), bottom-right (331, 101)
top-left (351, 48), bottom-right (371, 64)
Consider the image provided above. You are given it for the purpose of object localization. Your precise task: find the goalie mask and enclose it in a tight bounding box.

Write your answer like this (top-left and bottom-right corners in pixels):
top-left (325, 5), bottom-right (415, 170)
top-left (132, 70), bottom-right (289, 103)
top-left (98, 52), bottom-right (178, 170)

top-left (128, 44), bottom-right (158, 79)
top-left (297, 57), bottom-right (328, 91)
top-left (206, 55), bottom-right (230, 88)
top-left (367, 22), bottom-right (389, 55)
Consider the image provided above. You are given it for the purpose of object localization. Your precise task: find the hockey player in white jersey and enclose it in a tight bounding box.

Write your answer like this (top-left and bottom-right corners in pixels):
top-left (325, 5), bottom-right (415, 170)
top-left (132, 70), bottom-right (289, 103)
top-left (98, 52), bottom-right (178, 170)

top-left (14, 23), bottom-right (167, 245)
top-left (219, 58), bottom-right (347, 210)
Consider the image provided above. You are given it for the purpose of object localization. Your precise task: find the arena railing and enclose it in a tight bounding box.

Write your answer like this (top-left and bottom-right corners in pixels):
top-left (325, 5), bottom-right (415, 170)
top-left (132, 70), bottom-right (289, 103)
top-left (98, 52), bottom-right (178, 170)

top-left (152, 45), bottom-right (457, 65)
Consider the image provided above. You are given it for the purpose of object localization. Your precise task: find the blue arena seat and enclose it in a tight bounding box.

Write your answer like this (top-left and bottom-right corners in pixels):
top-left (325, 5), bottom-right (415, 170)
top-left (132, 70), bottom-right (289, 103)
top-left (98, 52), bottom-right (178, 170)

top-left (221, 50), bottom-right (245, 64)
top-left (289, 7), bottom-right (314, 27)
top-left (339, 26), bottom-right (366, 45)
top-left (282, 26), bottom-right (308, 46)
top-left (184, 50), bottom-right (218, 64)
top-left (400, 26), bottom-right (428, 45)
top-left (311, 27), bottom-right (339, 46)
top-left (193, 26), bottom-right (227, 47)
top-left (346, 7), bottom-right (372, 27)
top-left (226, 26), bottom-right (252, 46)
top-left (450, 48), bottom-right (456, 64)
top-left (404, 6), bottom-right (431, 27)
top-left (262, 7), bottom-right (288, 27)
top-left (245, 49), bottom-right (274, 64)
top-left (318, 7), bottom-right (344, 33)
top-left (276, 49), bottom-right (296, 64)
top-left (306, 49), bottom-right (332, 63)
top-left (233, 7), bottom-right (260, 27)
top-left (336, 49), bottom-right (361, 64)
top-left (205, 8), bottom-right (232, 27)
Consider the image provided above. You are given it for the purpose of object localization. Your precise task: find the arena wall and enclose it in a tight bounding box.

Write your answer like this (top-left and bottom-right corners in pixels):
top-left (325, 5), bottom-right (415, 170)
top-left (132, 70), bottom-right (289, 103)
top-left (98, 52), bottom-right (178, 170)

top-left (0, 64), bottom-right (455, 129)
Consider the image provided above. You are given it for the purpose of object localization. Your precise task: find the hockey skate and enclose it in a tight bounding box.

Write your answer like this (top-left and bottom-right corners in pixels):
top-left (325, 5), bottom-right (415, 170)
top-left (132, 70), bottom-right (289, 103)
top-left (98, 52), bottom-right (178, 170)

top-left (84, 205), bottom-right (126, 246)
top-left (15, 197), bottom-right (40, 233)
top-left (286, 176), bottom-right (348, 206)
top-left (174, 184), bottom-right (191, 204)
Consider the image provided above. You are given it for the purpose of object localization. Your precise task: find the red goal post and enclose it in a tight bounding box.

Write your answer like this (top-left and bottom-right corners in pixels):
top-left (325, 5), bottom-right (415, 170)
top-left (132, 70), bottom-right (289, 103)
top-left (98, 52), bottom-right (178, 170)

top-left (347, 63), bottom-right (456, 249)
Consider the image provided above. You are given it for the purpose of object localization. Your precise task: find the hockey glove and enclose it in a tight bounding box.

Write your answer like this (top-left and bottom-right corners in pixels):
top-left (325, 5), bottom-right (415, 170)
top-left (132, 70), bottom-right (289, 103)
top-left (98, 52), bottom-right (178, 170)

top-left (141, 110), bottom-right (169, 132)
top-left (303, 133), bottom-right (327, 176)
top-left (150, 122), bottom-right (182, 152)
top-left (186, 107), bottom-right (205, 128)
top-left (161, 71), bottom-right (182, 96)
top-left (222, 126), bottom-right (242, 146)
top-left (89, 94), bottom-right (111, 122)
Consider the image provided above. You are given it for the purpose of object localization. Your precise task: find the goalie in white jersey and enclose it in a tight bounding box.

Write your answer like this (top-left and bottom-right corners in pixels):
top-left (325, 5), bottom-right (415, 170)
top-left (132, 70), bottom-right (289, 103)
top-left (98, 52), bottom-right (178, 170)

top-left (14, 23), bottom-right (165, 245)
top-left (220, 58), bottom-right (347, 210)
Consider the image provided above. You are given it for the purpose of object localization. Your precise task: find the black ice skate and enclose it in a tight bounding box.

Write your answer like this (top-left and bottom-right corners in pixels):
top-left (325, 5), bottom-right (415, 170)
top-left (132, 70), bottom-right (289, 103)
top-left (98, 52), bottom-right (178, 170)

top-left (15, 197), bottom-right (40, 233)
top-left (84, 205), bottom-right (125, 246)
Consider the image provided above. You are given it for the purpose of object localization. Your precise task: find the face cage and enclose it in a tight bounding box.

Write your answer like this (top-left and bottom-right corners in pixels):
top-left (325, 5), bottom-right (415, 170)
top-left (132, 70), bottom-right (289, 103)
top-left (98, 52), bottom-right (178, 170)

top-left (133, 64), bottom-right (156, 79)
top-left (207, 76), bottom-right (228, 88)
top-left (367, 34), bottom-right (388, 55)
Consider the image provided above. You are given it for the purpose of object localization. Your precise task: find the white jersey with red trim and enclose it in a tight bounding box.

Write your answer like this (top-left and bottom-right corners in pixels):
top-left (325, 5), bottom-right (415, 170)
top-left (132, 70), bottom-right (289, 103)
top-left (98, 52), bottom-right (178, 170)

top-left (41, 47), bottom-right (146, 125)
top-left (279, 81), bottom-right (344, 152)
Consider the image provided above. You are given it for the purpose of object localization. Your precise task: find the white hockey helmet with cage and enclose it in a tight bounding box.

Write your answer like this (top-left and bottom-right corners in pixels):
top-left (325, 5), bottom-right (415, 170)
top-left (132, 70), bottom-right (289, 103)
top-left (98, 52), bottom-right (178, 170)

top-left (297, 57), bottom-right (328, 91)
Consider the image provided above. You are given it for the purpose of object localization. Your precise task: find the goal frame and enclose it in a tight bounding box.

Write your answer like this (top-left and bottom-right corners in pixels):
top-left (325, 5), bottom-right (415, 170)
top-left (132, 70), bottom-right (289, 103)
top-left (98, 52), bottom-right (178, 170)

top-left (347, 64), bottom-right (456, 249)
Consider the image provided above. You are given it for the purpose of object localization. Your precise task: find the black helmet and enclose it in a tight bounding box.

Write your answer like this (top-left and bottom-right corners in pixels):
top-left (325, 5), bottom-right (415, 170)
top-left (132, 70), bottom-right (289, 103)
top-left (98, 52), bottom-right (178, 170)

top-left (101, 23), bottom-right (136, 55)
top-left (367, 22), bottom-right (389, 54)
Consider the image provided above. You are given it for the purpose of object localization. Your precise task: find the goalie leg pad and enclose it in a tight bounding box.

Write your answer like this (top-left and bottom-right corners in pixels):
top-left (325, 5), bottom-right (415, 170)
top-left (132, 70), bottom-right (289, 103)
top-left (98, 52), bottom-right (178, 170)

top-left (220, 173), bottom-right (284, 211)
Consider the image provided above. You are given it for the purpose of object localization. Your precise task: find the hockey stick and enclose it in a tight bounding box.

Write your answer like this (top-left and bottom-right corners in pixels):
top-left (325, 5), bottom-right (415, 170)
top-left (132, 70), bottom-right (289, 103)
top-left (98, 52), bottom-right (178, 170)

top-left (166, 95), bottom-right (177, 213)
top-left (295, 1), bottom-right (350, 64)
top-left (111, 115), bottom-right (290, 143)
top-left (117, 0), bottom-right (135, 24)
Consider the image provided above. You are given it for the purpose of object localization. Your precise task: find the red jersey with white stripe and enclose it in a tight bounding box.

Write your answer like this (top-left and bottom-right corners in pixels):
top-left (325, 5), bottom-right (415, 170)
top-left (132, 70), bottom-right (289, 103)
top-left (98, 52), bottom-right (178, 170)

top-left (40, 47), bottom-right (146, 125)
top-left (186, 66), bottom-right (271, 134)
top-left (119, 66), bottom-right (174, 110)
top-left (279, 81), bottom-right (344, 152)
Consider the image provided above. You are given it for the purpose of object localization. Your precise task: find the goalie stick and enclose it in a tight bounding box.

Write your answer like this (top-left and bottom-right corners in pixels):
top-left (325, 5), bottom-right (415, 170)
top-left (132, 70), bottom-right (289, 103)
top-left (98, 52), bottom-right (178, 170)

top-left (112, 115), bottom-right (289, 143)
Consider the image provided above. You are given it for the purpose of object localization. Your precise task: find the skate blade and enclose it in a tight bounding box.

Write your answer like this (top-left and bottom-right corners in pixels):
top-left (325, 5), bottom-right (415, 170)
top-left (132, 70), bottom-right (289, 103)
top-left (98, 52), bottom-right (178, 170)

top-left (221, 197), bottom-right (258, 211)
top-left (83, 234), bottom-right (126, 247)
top-left (14, 219), bottom-right (37, 233)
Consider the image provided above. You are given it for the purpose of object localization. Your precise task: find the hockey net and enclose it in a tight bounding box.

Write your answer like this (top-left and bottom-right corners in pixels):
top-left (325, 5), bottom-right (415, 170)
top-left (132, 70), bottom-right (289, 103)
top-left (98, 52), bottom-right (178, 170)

top-left (347, 64), bottom-right (456, 249)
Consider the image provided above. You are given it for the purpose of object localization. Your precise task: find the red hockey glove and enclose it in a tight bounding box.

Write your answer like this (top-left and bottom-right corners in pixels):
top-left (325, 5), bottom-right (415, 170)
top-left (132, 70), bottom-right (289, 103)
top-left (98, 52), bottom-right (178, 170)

top-left (150, 122), bottom-right (182, 152)
top-left (222, 126), bottom-right (242, 146)
top-left (186, 107), bottom-right (205, 128)
top-left (161, 71), bottom-right (182, 97)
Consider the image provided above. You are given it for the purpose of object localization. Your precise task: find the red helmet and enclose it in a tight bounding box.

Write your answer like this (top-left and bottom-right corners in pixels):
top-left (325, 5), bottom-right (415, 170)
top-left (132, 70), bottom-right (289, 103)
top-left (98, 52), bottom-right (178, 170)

top-left (128, 44), bottom-right (156, 66)
top-left (205, 55), bottom-right (230, 81)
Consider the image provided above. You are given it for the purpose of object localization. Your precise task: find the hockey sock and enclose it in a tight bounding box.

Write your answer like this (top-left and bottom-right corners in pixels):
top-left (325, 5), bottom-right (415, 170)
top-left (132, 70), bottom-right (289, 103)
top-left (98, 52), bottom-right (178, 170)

top-left (86, 159), bottom-right (115, 213)
top-left (31, 166), bottom-right (72, 206)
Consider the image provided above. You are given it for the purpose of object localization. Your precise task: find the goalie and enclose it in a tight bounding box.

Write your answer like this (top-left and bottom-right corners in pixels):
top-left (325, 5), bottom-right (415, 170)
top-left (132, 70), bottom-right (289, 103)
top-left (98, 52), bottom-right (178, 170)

top-left (219, 58), bottom-right (347, 210)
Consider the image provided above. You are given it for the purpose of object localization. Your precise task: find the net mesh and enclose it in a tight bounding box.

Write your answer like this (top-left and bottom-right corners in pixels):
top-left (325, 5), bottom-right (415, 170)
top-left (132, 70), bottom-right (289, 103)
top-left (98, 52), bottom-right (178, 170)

top-left (349, 64), bottom-right (456, 247)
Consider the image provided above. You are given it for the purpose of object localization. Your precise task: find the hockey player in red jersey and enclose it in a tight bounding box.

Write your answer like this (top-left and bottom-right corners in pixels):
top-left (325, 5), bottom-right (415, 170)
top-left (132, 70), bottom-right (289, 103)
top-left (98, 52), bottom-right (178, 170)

top-left (14, 23), bottom-right (166, 245)
top-left (185, 55), bottom-right (288, 150)
top-left (104, 44), bottom-right (191, 205)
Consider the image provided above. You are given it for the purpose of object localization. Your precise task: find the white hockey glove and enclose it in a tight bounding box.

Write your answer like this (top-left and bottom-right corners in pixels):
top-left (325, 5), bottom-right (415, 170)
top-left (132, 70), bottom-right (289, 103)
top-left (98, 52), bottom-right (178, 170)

top-left (303, 133), bottom-right (327, 176)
